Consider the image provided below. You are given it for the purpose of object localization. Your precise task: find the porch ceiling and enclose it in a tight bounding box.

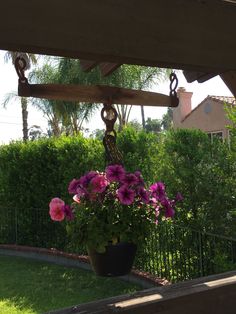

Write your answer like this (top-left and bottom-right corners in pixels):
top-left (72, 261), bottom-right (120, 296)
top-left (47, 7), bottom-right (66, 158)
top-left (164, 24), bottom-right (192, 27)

top-left (1, 0), bottom-right (236, 73)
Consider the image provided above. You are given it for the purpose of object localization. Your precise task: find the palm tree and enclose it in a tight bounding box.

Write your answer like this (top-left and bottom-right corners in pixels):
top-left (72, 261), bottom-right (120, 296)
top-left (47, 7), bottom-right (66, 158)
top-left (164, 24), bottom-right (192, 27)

top-left (4, 52), bottom-right (37, 141)
top-left (30, 59), bottom-right (100, 136)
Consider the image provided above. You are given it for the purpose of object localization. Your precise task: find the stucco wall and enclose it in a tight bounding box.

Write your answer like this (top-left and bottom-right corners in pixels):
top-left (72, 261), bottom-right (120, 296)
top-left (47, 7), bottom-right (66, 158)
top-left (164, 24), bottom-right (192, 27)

top-left (175, 99), bottom-right (232, 140)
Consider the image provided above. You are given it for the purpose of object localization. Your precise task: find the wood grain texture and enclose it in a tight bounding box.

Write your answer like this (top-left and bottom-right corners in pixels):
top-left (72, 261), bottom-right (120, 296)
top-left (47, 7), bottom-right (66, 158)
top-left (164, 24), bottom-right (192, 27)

top-left (47, 271), bottom-right (236, 314)
top-left (18, 82), bottom-right (177, 107)
top-left (1, 1), bottom-right (236, 72)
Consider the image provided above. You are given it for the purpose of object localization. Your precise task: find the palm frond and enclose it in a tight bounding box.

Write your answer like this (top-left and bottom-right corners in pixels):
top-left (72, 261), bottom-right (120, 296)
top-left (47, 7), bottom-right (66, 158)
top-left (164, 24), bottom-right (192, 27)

top-left (2, 91), bottom-right (18, 108)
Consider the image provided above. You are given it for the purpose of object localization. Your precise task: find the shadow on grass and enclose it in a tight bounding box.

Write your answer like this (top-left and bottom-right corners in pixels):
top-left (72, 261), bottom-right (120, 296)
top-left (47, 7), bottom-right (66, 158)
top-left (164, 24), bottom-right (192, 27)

top-left (0, 255), bottom-right (140, 314)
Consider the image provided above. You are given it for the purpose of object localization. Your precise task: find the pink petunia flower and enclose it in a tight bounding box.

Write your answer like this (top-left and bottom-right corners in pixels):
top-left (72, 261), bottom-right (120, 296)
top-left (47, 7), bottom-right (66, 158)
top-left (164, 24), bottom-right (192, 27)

top-left (161, 198), bottom-right (175, 218)
top-left (117, 185), bottom-right (135, 205)
top-left (76, 186), bottom-right (87, 197)
top-left (122, 173), bottom-right (138, 186)
top-left (137, 187), bottom-right (150, 204)
top-left (49, 197), bottom-right (65, 221)
top-left (63, 204), bottom-right (74, 221)
top-left (165, 206), bottom-right (175, 218)
top-left (90, 174), bottom-right (108, 193)
top-left (106, 164), bottom-right (126, 182)
top-left (68, 179), bottom-right (80, 194)
top-left (79, 171), bottom-right (97, 188)
top-left (150, 182), bottom-right (166, 199)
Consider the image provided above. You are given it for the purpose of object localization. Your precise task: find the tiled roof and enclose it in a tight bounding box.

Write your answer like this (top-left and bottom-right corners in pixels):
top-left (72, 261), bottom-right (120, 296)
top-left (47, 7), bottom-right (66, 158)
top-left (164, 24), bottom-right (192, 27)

top-left (182, 95), bottom-right (235, 122)
top-left (208, 95), bottom-right (236, 105)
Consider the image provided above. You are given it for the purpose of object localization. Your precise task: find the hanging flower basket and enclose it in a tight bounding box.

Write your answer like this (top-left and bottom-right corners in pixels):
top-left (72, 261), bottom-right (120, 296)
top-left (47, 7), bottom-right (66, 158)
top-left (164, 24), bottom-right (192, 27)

top-left (88, 242), bottom-right (137, 277)
top-left (49, 164), bottom-right (183, 276)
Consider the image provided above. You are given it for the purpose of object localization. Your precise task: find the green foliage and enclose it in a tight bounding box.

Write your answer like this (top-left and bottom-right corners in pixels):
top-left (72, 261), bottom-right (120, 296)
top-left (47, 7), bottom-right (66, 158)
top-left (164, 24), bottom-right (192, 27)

top-left (0, 135), bottom-right (103, 210)
top-left (0, 127), bottom-right (236, 249)
top-left (145, 117), bottom-right (162, 133)
top-left (0, 136), bottom-right (104, 249)
top-left (161, 108), bottom-right (173, 131)
top-left (155, 129), bottom-right (236, 235)
top-left (116, 126), bottom-right (160, 182)
top-left (225, 102), bottom-right (236, 149)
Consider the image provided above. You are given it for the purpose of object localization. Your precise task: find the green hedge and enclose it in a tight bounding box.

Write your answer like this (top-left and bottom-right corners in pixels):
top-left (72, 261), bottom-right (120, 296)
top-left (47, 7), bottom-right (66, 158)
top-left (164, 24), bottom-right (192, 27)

top-left (0, 128), bottom-right (236, 248)
top-left (0, 135), bottom-right (104, 209)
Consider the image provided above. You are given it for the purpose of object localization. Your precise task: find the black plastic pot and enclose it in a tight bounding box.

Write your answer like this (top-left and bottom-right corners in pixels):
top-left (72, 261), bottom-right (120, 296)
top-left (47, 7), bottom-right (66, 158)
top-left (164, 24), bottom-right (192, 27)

top-left (87, 242), bottom-right (137, 277)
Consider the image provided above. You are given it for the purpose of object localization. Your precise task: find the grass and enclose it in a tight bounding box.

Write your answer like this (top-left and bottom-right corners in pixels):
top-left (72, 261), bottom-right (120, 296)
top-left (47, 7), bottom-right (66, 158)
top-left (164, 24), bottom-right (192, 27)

top-left (0, 255), bottom-right (141, 314)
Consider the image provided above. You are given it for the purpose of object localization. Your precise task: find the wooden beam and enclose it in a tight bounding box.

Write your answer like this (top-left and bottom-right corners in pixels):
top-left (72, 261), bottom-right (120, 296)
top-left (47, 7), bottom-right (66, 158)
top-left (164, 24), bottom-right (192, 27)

top-left (18, 82), bottom-right (178, 107)
top-left (220, 71), bottom-right (236, 98)
top-left (183, 71), bottom-right (218, 83)
top-left (80, 60), bottom-right (98, 72)
top-left (47, 271), bottom-right (236, 314)
top-left (1, 1), bottom-right (236, 72)
top-left (99, 62), bottom-right (121, 77)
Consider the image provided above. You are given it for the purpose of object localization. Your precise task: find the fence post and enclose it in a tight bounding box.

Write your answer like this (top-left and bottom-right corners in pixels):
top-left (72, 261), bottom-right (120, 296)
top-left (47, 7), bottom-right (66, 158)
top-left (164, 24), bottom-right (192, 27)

top-left (15, 207), bottom-right (18, 244)
top-left (198, 231), bottom-right (203, 277)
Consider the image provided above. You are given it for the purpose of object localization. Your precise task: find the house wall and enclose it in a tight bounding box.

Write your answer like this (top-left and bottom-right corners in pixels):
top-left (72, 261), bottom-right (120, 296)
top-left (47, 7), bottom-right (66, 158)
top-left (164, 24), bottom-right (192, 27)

top-left (181, 99), bottom-right (231, 140)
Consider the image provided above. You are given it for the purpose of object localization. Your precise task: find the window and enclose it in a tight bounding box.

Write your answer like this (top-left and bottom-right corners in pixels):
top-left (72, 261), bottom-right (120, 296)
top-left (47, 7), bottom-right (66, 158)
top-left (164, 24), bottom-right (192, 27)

top-left (207, 131), bottom-right (223, 143)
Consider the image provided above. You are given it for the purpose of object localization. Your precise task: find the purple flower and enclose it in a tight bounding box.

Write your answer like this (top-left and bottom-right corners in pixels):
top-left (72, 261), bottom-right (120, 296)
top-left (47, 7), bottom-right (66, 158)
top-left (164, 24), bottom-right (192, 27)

top-left (76, 186), bottom-right (87, 197)
top-left (117, 185), bottom-right (135, 205)
top-left (175, 192), bottom-right (184, 202)
top-left (90, 174), bottom-right (108, 193)
top-left (106, 164), bottom-right (126, 182)
top-left (68, 179), bottom-right (80, 194)
top-left (79, 171), bottom-right (97, 188)
top-left (63, 204), bottom-right (74, 221)
top-left (137, 187), bottom-right (150, 204)
top-left (122, 173), bottom-right (138, 186)
top-left (150, 182), bottom-right (166, 199)
top-left (165, 206), bottom-right (175, 218)
top-left (161, 198), bottom-right (175, 218)
top-left (149, 197), bottom-right (158, 207)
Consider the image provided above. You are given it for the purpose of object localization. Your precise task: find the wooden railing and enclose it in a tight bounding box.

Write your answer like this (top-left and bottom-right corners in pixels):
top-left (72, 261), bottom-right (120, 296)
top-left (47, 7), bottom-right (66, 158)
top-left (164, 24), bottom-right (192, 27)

top-left (47, 271), bottom-right (236, 314)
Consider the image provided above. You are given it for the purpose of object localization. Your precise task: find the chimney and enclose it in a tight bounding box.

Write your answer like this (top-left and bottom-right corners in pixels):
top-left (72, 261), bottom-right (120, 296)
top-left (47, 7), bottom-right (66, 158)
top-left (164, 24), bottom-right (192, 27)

top-left (173, 87), bottom-right (193, 128)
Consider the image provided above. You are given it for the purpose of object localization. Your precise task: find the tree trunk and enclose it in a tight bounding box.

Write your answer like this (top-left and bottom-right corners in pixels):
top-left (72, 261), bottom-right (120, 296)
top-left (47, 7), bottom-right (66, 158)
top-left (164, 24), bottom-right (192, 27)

top-left (141, 105), bottom-right (145, 129)
top-left (21, 97), bottom-right (28, 141)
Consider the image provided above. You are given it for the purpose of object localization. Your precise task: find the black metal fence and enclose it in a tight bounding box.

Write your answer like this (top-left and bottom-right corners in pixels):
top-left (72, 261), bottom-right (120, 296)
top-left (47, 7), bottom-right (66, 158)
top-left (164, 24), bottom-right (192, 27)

top-left (135, 223), bottom-right (236, 282)
top-left (0, 207), bottom-right (236, 283)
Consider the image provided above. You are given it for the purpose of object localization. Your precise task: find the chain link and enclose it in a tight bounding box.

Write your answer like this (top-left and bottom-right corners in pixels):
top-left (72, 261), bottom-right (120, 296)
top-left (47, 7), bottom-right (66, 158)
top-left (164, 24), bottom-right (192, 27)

top-left (169, 72), bottom-right (179, 107)
top-left (14, 57), bottom-right (28, 84)
top-left (101, 103), bottom-right (123, 165)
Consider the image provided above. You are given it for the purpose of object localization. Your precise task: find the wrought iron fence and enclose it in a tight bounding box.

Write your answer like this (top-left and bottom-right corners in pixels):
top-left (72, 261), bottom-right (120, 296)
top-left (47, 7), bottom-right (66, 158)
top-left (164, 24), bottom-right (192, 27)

top-left (135, 223), bottom-right (236, 282)
top-left (0, 206), bottom-right (236, 283)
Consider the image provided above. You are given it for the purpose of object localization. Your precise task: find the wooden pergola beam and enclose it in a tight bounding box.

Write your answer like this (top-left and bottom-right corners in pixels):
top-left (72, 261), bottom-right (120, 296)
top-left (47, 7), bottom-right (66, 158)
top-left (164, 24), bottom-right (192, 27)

top-left (99, 62), bottom-right (121, 77)
top-left (1, 1), bottom-right (236, 73)
top-left (220, 71), bottom-right (236, 98)
top-left (80, 60), bottom-right (99, 72)
top-left (183, 71), bottom-right (218, 84)
top-left (18, 82), bottom-right (179, 107)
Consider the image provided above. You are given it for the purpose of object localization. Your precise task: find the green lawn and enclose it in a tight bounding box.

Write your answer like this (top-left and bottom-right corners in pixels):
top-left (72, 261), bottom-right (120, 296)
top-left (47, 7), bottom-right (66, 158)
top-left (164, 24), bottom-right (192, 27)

top-left (0, 255), bottom-right (141, 314)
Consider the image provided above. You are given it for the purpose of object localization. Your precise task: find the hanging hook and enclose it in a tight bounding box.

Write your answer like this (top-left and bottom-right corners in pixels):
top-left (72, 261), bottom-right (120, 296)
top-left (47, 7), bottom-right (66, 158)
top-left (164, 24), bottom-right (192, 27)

top-left (14, 56), bottom-right (31, 97)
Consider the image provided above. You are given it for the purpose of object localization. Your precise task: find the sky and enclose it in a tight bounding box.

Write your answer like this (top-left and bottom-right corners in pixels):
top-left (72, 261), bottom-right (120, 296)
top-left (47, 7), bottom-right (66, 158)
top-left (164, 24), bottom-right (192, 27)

top-left (0, 50), bottom-right (233, 145)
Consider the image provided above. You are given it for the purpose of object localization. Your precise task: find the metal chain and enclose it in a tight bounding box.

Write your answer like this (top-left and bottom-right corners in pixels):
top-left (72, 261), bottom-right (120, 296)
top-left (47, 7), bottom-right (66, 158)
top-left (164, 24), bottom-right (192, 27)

top-left (14, 57), bottom-right (28, 84)
top-left (101, 103), bottom-right (123, 165)
top-left (169, 72), bottom-right (179, 107)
